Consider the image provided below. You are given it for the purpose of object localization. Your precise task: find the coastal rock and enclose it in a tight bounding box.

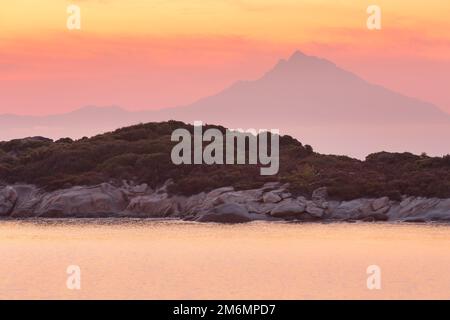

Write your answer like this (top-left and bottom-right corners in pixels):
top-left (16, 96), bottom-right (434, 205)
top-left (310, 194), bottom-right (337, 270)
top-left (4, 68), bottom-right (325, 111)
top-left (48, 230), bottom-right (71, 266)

top-left (154, 179), bottom-right (174, 195)
top-left (218, 189), bottom-right (263, 204)
top-left (393, 197), bottom-right (450, 221)
top-left (427, 199), bottom-right (450, 221)
top-left (262, 192), bottom-right (282, 203)
top-left (200, 188), bottom-right (263, 211)
top-left (400, 196), bottom-right (414, 208)
top-left (130, 183), bottom-right (149, 194)
top-left (35, 183), bottom-right (127, 217)
top-left (323, 200), bottom-right (340, 215)
top-left (280, 192), bottom-right (292, 199)
top-left (198, 187), bottom-right (235, 209)
top-left (10, 185), bottom-right (43, 217)
top-left (375, 205), bottom-right (390, 214)
top-left (305, 201), bottom-right (325, 218)
top-left (361, 213), bottom-right (389, 222)
top-left (121, 181), bottom-right (151, 194)
top-left (270, 199), bottom-right (306, 218)
top-left (205, 187), bottom-right (235, 199)
top-left (126, 193), bottom-right (183, 217)
top-left (0, 186), bottom-right (18, 216)
top-left (372, 197), bottom-right (390, 211)
top-left (397, 197), bottom-right (441, 218)
top-left (0, 182), bottom-right (449, 222)
top-left (246, 201), bottom-right (276, 215)
top-left (182, 192), bottom-right (207, 215)
top-left (196, 203), bottom-right (251, 223)
top-left (331, 199), bottom-right (367, 220)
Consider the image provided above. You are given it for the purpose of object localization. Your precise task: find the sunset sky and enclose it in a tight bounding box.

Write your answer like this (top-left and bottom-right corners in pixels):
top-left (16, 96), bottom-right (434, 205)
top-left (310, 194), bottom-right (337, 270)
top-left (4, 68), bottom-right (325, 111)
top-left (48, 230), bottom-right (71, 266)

top-left (1, 0), bottom-right (449, 115)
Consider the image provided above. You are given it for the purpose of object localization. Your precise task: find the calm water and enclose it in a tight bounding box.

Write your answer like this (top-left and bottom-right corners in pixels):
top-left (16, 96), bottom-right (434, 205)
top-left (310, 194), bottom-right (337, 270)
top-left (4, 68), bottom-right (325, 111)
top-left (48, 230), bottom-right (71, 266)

top-left (0, 219), bottom-right (449, 300)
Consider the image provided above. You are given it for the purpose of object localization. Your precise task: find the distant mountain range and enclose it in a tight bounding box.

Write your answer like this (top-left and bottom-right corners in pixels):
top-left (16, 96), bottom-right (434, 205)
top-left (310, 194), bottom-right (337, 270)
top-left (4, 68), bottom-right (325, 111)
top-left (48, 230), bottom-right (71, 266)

top-left (1, 51), bottom-right (449, 158)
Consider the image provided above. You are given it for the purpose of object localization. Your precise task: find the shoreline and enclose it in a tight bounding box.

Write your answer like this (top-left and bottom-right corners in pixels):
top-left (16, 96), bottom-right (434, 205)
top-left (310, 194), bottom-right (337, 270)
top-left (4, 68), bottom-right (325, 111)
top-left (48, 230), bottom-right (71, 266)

top-left (1, 182), bottom-right (449, 223)
top-left (1, 218), bottom-right (449, 227)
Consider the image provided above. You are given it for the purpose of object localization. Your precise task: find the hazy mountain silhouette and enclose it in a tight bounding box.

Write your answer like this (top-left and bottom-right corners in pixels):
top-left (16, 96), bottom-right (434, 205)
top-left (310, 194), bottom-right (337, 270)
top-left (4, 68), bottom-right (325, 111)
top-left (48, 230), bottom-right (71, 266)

top-left (1, 51), bottom-right (449, 158)
top-left (160, 51), bottom-right (448, 126)
top-left (0, 106), bottom-right (151, 142)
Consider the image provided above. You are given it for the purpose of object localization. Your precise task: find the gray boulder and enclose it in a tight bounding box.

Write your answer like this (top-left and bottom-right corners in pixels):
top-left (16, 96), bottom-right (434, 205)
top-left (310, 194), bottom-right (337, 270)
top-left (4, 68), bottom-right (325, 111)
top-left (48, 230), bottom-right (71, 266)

top-left (196, 203), bottom-right (251, 223)
top-left (217, 190), bottom-right (263, 204)
top-left (330, 199), bottom-right (367, 220)
top-left (35, 183), bottom-right (127, 217)
top-left (205, 186), bottom-right (235, 199)
top-left (395, 198), bottom-right (450, 221)
top-left (372, 197), bottom-right (390, 211)
top-left (246, 202), bottom-right (276, 215)
top-left (427, 199), bottom-right (450, 221)
top-left (262, 192), bottom-right (282, 203)
top-left (361, 212), bottom-right (389, 222)
top-left (397, 197), bottom-right (441, 219)
top-left (130, 183), bottom-right (149, 194)
top-left (270, 199), bottom-right (306, 218)
top-left (126, 193), bottom-right (184, 217)
top-left (10, 185), bottom-right (43, 217)
top-left (0, 186), bottom-right (18, 216)
top-left (305, 201), bottom-right (325, 218)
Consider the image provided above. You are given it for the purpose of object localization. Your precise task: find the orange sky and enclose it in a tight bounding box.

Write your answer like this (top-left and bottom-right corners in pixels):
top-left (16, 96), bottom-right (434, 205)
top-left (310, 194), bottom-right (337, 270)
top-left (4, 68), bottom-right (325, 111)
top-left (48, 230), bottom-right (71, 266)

top-left (1, 0), bottom-right (449, 115)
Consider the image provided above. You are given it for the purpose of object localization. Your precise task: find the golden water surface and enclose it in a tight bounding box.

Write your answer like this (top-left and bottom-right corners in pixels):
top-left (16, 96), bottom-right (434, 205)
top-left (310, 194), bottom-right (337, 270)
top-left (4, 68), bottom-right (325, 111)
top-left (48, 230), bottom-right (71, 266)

top-left (0, 219), bottom-right (449, 299)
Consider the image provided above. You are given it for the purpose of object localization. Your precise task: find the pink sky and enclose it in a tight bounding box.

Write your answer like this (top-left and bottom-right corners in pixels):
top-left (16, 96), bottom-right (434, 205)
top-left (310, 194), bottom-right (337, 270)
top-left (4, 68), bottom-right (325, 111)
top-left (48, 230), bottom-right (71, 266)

top-left (1, 1), bottom-right (449, 115)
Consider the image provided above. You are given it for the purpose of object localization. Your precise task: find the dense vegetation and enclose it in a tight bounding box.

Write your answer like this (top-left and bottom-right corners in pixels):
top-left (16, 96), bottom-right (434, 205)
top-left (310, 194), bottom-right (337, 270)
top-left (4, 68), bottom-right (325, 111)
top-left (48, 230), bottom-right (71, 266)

top-left (0, 121), bottom-right (449, 200)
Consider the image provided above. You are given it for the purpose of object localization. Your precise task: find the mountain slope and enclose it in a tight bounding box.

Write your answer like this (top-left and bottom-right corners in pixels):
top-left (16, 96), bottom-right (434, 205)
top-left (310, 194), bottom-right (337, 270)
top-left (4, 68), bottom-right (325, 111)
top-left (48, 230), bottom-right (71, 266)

top-left (161, 51), bottom-right (449, 126)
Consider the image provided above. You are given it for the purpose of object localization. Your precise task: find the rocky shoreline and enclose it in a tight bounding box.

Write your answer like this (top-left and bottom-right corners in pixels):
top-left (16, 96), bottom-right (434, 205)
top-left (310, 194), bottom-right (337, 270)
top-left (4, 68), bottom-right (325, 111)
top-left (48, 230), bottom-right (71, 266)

top-left (0, 182), bottom-right (449, 223)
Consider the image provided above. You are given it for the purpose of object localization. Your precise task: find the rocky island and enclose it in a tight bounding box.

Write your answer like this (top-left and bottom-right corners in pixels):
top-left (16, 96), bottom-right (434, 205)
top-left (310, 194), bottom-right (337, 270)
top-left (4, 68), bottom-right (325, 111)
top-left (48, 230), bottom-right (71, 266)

top-left (0, 121), bottom-right (449, 222)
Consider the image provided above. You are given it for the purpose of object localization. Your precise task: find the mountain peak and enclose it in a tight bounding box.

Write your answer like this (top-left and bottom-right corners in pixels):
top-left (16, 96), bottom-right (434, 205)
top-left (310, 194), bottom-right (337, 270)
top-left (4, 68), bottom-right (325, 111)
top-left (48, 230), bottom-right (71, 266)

top-left (288, 50), bottom-right (309, 61)
top-left (272, 50), bottom-right (313, 67)
top-left (264, 50), bottom-right (338, 80)
top-left (287, 50), bottom-right (337, 68)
